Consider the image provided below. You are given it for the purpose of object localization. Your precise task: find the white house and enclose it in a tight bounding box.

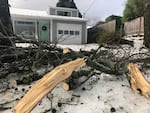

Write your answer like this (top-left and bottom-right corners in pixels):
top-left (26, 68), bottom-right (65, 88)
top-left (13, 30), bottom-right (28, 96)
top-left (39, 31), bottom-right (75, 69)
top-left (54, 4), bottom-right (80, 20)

top-left (10, 6), bottom-right (87, 45)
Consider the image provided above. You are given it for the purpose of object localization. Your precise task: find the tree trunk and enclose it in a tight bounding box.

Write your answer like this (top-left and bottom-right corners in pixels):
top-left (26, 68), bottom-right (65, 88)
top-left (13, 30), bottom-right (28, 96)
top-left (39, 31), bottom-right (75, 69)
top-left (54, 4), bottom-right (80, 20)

top-left (0, 0), bottom-right (13, 36)
top-left (144, 0), bottom-right (150, 48)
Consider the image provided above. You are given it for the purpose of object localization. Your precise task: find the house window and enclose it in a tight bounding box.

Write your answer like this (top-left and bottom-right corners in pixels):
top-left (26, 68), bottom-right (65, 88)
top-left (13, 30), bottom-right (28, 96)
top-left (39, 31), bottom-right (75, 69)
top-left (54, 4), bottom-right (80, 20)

top-left (14, 20), bottom-right (35, 39)
top-left (64, 12), bottom-right (71, 16)
top-left (58, 30), bottom-right (63, 34)
top-left (70, 31), bottom-right (74, 35)
top-left (75, 31), bottom-right (80, 35)
top-left (57, 11), bottom-right (64, 16)
top-left (64, 30), bottom-right (69, 35)
top-left (57, 11), bottom-right (71, 16)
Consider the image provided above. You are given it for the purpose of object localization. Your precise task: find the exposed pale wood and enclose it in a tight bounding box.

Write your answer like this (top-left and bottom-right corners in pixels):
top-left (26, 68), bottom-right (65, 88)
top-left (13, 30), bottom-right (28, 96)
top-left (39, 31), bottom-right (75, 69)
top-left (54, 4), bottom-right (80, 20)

top-left (62, 82), bottom-right (70, 91)
top-left (128, 63), bottom-right (150, 98)
top-left (14, 58), bottom-right (86, 113)
top-left (63, 48), bottom-right (71, 54)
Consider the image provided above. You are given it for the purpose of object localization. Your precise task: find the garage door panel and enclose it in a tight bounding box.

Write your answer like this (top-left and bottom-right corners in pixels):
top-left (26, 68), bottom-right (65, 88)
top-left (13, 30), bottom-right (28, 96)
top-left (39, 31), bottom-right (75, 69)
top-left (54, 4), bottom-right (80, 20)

top-left (57, 23), bottom-right (82, 44)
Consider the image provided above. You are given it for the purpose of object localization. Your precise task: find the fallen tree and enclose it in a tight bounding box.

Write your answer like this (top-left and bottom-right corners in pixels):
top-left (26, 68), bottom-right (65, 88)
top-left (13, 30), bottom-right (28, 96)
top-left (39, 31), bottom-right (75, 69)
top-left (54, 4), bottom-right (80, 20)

top-left (0, 28), bottom-right (150, 112)
top-left (13, 60), bottom-right (150, 113)
top-left (14, 58), bottom-right (86, 113)
top-left (0, 31), bottom-right (150, 89)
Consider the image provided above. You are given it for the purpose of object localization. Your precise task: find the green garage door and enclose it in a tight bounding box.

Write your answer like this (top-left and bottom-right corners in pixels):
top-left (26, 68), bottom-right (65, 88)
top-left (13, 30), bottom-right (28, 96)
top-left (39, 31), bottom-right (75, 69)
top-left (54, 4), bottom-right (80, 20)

top-left (38, 21), bottom-right (49, 41)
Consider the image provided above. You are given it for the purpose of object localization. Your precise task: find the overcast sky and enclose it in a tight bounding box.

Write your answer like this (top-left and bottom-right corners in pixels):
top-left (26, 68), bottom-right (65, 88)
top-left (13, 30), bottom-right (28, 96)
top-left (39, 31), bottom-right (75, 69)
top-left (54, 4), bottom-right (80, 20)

top-left (9, 0), bottom-right (127, 25)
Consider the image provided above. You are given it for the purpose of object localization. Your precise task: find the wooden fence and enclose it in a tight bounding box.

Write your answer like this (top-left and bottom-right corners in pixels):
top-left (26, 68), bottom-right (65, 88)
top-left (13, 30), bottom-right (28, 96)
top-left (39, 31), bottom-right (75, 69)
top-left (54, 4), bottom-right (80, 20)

top-left (97, 20), bottom-right (116, 33)
top-left (94, 16), bottom-right (144, 37)
top-left (124, 17), bottom-right (144, 36)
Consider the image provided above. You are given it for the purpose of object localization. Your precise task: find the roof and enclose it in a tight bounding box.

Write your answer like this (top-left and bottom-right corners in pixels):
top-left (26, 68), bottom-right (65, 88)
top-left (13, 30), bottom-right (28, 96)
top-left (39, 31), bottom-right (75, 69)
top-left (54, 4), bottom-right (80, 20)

top-left (10, 8), bottom-right (87, 22)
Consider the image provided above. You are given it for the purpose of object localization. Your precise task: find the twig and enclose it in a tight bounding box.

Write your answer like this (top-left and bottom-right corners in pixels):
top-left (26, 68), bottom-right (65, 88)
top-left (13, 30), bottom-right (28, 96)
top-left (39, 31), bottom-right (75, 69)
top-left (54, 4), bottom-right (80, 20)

top-left (0, 106), bottom-right (11, 111)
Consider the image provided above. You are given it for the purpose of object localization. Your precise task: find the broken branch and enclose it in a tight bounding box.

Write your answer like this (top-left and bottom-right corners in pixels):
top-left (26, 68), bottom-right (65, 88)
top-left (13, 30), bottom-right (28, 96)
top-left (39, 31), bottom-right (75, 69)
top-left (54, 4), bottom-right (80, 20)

top-left (128, 63), bottom-right (150, 98)
top-left (14, 58), bottom-right (86, 113)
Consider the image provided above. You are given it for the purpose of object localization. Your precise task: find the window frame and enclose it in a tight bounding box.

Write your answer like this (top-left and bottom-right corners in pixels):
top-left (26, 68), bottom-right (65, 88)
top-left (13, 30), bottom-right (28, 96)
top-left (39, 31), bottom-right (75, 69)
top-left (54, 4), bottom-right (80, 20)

top-left (58, 30), bottom-right (63, 35)
top-left (14, 20), bottom-right (36, 38)
top-left (75, 31), bottom-right (80, 35)
top-left (70, 30), bottom-right (74, 35)
top-left (64, 30), bottom-right (69, 35)
top-left (56, 10), bottom-right (72, 17)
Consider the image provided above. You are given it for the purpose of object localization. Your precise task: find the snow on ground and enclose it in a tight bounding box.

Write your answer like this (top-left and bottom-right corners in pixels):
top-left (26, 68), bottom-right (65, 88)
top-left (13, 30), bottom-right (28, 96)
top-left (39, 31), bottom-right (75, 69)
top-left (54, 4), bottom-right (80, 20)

top-left (1, 38), bottom-right (150, 113)
top-left (57, 43), bottom-right (99, 52)
top-left (1, 73), bottom-right (150, 113)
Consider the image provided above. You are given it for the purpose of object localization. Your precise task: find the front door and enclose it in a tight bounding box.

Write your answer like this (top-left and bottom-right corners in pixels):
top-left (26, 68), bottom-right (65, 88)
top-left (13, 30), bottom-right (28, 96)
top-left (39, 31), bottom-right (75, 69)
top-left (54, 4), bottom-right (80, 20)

top-left (38, 21), bottom-right (49, 41)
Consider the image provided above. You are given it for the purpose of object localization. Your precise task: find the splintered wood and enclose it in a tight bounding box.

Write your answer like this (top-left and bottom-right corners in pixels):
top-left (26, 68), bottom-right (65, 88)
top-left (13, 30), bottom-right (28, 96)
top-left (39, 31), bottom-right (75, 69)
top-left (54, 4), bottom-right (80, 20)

top-left (63, 48), bottom-right (71, 54)
top-left (14, 58), bottom-right (86, 113)
top-left (128, 63), bottom-right (150, 98)
top-left (62, 82), bottom-right (70, 91)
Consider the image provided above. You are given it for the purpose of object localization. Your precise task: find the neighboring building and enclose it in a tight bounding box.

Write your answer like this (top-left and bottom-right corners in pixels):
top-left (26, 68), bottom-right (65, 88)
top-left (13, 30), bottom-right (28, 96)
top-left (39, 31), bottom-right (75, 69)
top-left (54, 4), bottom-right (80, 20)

top-left (10, 6), bottom-right (87, 45)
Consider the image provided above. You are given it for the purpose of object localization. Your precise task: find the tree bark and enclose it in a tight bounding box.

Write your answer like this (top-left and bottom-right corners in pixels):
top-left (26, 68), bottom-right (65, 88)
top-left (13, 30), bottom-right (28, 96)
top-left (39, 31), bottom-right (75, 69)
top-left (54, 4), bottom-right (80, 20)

top-left (144, 0), bottom-right (150, 48)
top-left (0, 0), bottom-right (13, 36)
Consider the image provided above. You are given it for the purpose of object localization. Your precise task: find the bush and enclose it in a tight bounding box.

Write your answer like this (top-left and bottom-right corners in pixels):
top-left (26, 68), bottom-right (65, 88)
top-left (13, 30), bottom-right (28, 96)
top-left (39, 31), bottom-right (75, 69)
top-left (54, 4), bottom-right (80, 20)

top-left (96, 31), bottom-right (121, 45)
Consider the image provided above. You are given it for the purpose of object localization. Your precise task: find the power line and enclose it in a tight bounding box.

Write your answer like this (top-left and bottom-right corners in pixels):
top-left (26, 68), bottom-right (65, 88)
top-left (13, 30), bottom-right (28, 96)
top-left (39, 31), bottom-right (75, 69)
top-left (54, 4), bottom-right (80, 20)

top-left (83, 0), bottom-right (97, 17)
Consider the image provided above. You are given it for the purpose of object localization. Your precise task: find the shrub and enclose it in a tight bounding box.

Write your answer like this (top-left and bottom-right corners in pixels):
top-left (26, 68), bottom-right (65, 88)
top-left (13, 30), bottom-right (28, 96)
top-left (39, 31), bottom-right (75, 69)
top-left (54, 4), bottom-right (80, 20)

top-left (96, 31), bottom-right (121, 45)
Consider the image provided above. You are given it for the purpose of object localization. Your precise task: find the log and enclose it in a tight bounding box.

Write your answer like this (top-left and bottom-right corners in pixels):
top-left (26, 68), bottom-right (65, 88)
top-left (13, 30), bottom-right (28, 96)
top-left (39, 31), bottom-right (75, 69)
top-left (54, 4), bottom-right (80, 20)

top-left (127, 63), bottom-right (150, 98)
top-left (62, 69), bottom-right (95, 91)
top-left (87, 59), bottom-right (128, 75)
top-left (14, 58), bottom-right (86, 113)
